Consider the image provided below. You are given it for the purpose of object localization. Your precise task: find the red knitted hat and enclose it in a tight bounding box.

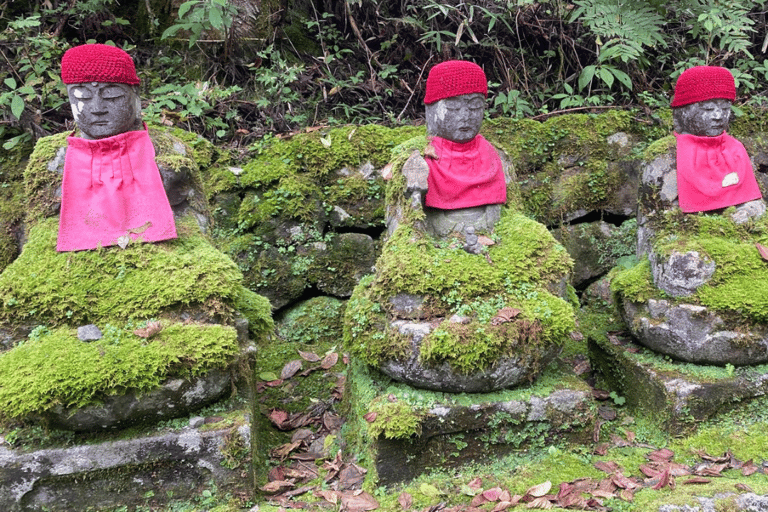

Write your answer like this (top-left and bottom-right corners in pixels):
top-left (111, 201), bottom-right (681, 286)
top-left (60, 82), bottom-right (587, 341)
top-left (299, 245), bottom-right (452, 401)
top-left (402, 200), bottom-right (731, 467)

top-left (424, 60), bottom-right (487, 104)
top-left (61, 44), bottom-right (140, 85)
top-left (671, 66), bottom-right (734, 108)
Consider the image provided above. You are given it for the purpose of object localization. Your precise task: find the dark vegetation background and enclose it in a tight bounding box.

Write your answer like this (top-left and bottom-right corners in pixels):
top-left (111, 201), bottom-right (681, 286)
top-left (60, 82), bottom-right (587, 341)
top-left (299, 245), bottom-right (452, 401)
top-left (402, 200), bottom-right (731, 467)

top-left (2, 0), bottom-right (768, 154)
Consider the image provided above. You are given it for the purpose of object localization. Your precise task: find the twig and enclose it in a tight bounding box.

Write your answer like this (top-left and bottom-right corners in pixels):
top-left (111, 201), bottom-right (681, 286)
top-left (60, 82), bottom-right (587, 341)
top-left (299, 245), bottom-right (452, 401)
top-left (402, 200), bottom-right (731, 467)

top-left (530, 105), bottom-right (615, 121)
top-left (397, 56), bottom-right (432, 123)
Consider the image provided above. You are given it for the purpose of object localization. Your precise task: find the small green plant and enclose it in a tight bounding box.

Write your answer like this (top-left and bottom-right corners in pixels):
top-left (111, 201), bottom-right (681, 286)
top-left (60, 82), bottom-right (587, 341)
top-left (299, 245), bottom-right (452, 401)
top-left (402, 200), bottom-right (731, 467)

top-left (161, 0), bottom-right (238, 49)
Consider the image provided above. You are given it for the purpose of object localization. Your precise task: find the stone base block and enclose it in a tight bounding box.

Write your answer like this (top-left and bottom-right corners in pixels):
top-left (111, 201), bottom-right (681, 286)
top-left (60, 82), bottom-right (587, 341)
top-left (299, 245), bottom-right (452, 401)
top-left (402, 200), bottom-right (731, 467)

top-left (345, 359), bottom-right (596, 486)
top-left (589, 331), bottom-right (768, 435)
top-left (0, 420), bottom-right (250, 512)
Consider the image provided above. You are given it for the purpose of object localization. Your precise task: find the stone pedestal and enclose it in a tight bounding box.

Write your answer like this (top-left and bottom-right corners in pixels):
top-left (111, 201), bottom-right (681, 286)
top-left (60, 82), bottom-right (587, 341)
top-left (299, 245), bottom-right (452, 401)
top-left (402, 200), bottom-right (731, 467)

top-left (589, 331), bottom-right (768, 435)
top-left (344, 359), bottom-right (596, 486)
top-left (0, 417), bottom-right (251, 512)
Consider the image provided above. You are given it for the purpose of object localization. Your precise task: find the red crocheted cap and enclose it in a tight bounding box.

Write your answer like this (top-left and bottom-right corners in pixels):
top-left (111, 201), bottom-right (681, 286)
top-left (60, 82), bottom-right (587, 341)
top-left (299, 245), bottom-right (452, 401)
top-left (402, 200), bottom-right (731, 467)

top-left (61, 44), bottom-right (140, 85)
top-left (671, 66), bottom-right (734, 108)
top-left (424, 60), bottom-right (487, 104)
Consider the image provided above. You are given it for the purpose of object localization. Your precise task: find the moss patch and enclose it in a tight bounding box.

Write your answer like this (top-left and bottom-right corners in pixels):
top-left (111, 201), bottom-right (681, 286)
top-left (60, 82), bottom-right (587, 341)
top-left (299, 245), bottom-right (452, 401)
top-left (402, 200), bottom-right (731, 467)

top-left (0, 217), bottom-right (244, 326)
top-left (0, 322), bottom-right (238, 419)
top-left (345, 209), bottom-right (575, 373)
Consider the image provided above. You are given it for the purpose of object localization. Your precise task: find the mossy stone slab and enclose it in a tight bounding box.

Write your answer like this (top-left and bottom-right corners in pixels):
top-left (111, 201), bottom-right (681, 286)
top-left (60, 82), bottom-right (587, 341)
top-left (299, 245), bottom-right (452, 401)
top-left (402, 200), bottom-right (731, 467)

top-left (344, 359), bottom-right (595, 486)
top-left (588, 331), bottom-right (768, 435)
top-left (0, 420), bottom-right (250, 512)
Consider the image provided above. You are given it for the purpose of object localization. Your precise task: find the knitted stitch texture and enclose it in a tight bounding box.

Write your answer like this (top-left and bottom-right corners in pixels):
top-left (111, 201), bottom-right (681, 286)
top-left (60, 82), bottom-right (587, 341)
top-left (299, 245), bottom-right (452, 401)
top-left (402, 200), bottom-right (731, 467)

top-left (671, 66), bottom-right (734, 108)
top-left (424, 60), bottom-right (487, 104)
top-left (61, 44), bottom-right (140, 85)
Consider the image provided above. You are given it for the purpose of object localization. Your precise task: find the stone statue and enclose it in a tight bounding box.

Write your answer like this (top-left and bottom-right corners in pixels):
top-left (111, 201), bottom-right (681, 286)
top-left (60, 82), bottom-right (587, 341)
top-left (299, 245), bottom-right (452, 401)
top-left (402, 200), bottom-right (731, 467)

top-left (670, 66), bottom-right (763, 220)
top-left (346, 61), bottom-right (576, 393)
top-left (400, 60), bottom-right (508, 243)
top-left (57, 44), bottom-right (178, 252)
top-left (614, 66), bottom-right (768, 365)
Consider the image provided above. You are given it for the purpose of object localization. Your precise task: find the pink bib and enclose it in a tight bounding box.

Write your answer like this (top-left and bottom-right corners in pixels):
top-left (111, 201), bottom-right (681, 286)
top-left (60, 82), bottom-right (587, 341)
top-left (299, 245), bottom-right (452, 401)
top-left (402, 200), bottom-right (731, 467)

top-left (57, 128), bottom-right (177, 252)
top-left (425, 135), bottom-right (507, 209)
top-left (675, 131), bottom-right (762, 213)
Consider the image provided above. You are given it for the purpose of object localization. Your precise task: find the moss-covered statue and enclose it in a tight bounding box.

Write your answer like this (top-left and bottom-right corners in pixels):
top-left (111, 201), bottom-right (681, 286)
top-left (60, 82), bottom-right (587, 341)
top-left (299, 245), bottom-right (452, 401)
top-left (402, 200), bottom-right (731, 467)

top-left (344, 61), bottom-right (576, 393)
top-left (614, 65), bottom-right (768, 365)
top-left (0, 44), bottom-right (272, 431)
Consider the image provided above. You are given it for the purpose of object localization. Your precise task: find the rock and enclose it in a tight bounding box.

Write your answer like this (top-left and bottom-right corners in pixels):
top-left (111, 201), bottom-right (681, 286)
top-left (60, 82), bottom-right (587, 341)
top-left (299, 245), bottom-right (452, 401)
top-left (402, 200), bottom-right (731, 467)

top-left (276, 296), bottom-right (345, 344)
top-left (649, 250), bottom-right (716, 297)
top-left (39, 369), bottom-right (232, 431)
top-left (732, 198), bottom-right (767, 224)
top-left (312, 233), bottom-right (376, 298)
top-left (77, 324), bottom-right (102, 342)
top-left (619, 298), bottom-right (768, 366)
top-left (0, 421), bottom-right (250, 511)
top-left (377, 320), bottom-right (562, 393)
top-left (555, 220), bottom-right (635, 288)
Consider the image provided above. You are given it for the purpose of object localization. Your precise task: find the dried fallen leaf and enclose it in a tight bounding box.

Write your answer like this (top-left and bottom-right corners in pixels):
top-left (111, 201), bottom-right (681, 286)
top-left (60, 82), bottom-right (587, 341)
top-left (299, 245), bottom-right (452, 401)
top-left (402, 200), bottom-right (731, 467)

top-left (363, 412), bottom-right (377, 423)
top-left (647, 448), bottom-right (675, 462)
top-left (133, 320), bottom-right (162, 339)
top-left (482, 487), bottom-right (503, 502)
top-left (398, 492), bottom-right (413, 510)
top-left (526, 481), bottom-right (552, 498)
top-left (127, 221), bottom-right (152, 234)
top-left (735, 483), bottom-right (754, 492)
top-left (424, 143), bottom-right (438, 159)
top-left (594, 461), bottom-right (621, 474)
top-left (651, 469), bottom-right (672, 490)
top-left (526, 496), bottom-right (553, 509)
top-left (491, 307), bottom-right (521, 326)
top-left (467, 477), bottom-right (483, 490)
top-left (341, 491), bottom-right (379, 512)
top-left (477, 235), bottom-right (495, 246)
top-left (298, 350), bottom-right (321, 362)
top-left (742, 460), bottom-right (759, 476)
top-left (261, 480), bottom-right (295, 494)
top-left (757, 242), bottom-right (768, 261)
top-left (491, 502), bottom-right (513, 512)
top-left (268, 409), bottom-right (290, 429)
top-left (683, 477), bottom-right (711, 485)
top-left (315, 489), bottom-right (341, 505)
top-left (281, 360), bottom-right (303, 380)
top-left (321, 352), bottom-right (339, 369)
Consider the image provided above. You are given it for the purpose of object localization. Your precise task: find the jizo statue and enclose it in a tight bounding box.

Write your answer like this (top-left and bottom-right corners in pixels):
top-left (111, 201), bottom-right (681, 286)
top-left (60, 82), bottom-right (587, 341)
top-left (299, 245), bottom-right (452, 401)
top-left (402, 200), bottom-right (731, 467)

top-left (671, 66), bottom-right (762, 213)
top-left (398, 60), bottom-right (507, 245)
top-left (58, 44), bottom-right (177, 252)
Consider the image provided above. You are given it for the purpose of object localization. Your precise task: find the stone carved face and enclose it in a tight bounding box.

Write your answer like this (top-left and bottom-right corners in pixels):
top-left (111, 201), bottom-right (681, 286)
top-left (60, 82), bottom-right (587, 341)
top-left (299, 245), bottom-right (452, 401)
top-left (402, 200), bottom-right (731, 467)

top-left (673, 99), bottom-right (732, 137)
top-left (67, 82), bottom-right (142, 139)
top-left (425, 93), bottom-right (485, 143)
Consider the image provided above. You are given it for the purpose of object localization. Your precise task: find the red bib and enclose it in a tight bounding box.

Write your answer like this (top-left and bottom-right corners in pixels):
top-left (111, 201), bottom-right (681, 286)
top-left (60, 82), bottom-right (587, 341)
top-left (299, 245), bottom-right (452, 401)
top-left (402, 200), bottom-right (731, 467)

top-left (57, 127), bottom-right (177, 251)
top-left (675, 131), bottom-right (762, 213)
top-left (425, 135), bottom-right (506, 209)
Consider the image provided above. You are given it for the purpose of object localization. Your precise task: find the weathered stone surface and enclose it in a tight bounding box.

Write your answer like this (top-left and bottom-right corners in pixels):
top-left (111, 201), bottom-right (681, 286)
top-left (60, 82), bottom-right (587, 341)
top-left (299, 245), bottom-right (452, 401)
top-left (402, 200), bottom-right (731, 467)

top-left (649, 250), bottom-right (716, 297)
top-left (346, 360), bottom-right (595, 486)
top-left (619, 298), bottom-right (768, 365)
top-left (39, 369), bottom-right (231, 431)
top-left (589, 330), bottom-right (768, 434)
top-left (555, 221), bottom-right (627, 287)
top-left (0, 420), bottom-right (250, 512)
top-left (658, 493), bottom-right (768, 511)
top-left (76, 324), bottom-right (102, 342)
top-left (424, 204), bottom-right (501, 238)
top-left (378, 320), bottom-right (562, 393)
top-left (312, 233), bottom-right (376, 298)
top-left (581, 274), bottom-right (614, 309)
top-left (388, 293), bottom-right (428, 320)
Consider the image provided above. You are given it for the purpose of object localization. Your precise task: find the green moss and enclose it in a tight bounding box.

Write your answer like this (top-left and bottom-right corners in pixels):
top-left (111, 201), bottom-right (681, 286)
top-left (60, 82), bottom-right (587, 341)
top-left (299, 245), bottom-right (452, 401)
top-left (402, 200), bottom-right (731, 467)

top-left (277, 296), bottom-right (345, 345)
top-left (610, 258), bottom-right (657, 304)
top-left (0, 322), bottom-right (238, 418)
top-left (234, 286), bottom-right (274, 341)
top-left (367, 399), bottom-right (425, 439)
top-left (241, 125), bottom-right (423, 188)
top-left (0, 217), bottom-right (244, 326)
top-left (643, 134), bottom-right (676, 161)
